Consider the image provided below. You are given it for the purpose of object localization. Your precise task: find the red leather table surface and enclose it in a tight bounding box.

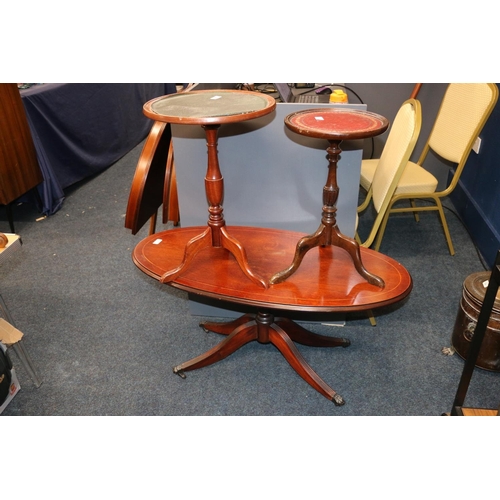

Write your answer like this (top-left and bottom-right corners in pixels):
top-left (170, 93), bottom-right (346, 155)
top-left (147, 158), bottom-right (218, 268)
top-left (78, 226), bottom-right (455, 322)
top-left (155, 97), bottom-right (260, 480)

top-left (285, 108), bottom-right (389, 140)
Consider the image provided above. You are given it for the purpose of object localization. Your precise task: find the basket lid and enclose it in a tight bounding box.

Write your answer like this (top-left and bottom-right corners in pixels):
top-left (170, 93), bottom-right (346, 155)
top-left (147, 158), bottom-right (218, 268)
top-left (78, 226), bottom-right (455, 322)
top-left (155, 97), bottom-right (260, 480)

top-left (464, 271), bottom-right (500, 312)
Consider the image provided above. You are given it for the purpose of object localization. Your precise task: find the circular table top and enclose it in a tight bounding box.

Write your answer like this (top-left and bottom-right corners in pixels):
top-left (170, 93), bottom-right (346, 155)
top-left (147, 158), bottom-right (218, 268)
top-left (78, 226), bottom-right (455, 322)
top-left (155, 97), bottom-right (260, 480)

top-left (133, 226), bottom-right (412, 313)
top-left (143, 89), bottom-right (276, 125)
top-left (285, 108), bottom-right (389, 141)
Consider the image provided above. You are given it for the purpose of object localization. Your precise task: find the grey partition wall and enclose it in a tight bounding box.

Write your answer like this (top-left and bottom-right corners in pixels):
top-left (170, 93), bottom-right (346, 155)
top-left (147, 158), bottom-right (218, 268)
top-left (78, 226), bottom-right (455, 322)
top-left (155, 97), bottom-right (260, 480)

top-left (171, 101), bottom-right (368, 317)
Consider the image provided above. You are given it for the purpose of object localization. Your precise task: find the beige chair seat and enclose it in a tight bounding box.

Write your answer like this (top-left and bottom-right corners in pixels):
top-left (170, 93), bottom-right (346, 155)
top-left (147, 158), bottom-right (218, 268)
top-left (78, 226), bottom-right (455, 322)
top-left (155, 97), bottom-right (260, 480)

top-left (361, 159), bottom-right (438, 195)
top-left (358, 83), bottom-right (498, 255)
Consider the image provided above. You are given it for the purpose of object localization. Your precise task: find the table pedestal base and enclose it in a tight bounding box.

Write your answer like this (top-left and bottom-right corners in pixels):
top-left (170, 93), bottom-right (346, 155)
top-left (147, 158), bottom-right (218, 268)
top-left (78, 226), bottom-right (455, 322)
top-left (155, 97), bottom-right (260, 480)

top-left (160, 225), bottom-right (267, 288)
top-left (269, 222), bottom-right (385, 288)
top-left (173, 312), bottom-right (350, 405)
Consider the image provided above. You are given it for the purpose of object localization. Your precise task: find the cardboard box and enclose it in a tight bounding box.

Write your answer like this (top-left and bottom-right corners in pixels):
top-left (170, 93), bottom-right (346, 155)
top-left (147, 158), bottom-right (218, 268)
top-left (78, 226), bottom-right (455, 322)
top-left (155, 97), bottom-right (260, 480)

top-left (0, 318), bottom-right (23, 344)
top-left (0, 233), bottom-right (22, 263)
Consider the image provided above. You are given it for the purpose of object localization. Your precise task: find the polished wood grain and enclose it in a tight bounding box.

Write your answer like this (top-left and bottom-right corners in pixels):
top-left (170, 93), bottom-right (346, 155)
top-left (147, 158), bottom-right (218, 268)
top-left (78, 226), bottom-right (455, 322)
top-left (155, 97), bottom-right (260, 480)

top-left (125, 121), bottom-right (171, 235)
top-left (0, 84), bottom-right (43, 205)
top-left (134, 226), bottom-right (411, 403)
top-left (269, 108), bottom-right (389, 287)
top-left (140, 90), bottom-right (276, 288)
top-left (134, 226), bottom-right (412, 312)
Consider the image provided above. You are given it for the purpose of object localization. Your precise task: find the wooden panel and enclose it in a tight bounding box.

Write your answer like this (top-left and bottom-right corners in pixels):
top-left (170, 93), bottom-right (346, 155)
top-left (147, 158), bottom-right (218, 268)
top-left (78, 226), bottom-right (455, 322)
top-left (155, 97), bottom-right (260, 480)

top-left (124, 121), bottom-right (171, 234)
top-left (0, 84), bottom-right (43, 205)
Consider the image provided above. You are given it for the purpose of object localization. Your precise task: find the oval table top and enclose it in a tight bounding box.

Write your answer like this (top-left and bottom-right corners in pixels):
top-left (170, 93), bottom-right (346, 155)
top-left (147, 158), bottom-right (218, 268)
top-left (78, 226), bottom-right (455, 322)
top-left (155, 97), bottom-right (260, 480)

top-left (133, 226), bottom-right (412, 313)
top-left (143, 89), bottom-right (276, 126)
top-left (285, 107), bottom-right (389, 141)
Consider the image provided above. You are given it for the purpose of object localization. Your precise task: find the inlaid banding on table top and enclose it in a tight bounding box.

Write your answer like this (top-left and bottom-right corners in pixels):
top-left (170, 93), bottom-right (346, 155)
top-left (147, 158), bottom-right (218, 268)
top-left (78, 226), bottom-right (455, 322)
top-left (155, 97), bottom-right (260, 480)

top-left (144, 90), bottom-right (276, 122)
top-left (286, 108), bottom-right (389, 140)
top-left (132, 227), bottom-right (412, 312)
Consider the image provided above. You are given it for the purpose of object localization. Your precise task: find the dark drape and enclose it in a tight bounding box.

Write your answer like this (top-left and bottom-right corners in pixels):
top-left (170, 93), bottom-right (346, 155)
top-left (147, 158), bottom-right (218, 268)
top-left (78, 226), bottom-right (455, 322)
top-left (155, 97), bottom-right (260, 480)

top-left (20, 83), bottom-right (176, 214)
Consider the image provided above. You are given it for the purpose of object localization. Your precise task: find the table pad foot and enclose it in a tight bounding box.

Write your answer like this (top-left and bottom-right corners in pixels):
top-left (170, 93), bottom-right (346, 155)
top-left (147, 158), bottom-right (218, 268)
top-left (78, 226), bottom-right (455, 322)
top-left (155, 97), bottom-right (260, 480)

top-left (332, 394), bottom-right (345, 406)
top-left (173, 366), bottom-right (186, 379)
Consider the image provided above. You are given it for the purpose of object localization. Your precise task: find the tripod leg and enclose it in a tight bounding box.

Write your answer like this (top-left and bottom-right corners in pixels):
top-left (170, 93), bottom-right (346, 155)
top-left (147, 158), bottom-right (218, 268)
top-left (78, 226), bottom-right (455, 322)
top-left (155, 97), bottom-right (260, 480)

top-left (200, 314), bottom-right (256, 335)
top-left (220, 226), bottom-right (267, 288)
top-left (269, 226), bottom-right (324, 285)
top-left (173, 322), bottom-right (258, 378)
top-left (333, 229), bottom-right (384, 288)
top-left (160, 227), bottom-right (212, 283)
top-left (275, 317), bottom-right (350, 347)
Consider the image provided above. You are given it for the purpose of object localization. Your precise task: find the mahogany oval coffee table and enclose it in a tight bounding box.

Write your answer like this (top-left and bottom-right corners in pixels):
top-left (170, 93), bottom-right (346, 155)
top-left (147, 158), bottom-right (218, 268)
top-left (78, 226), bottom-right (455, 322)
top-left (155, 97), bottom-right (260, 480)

top-left (143, 90), bottom-right (276, 289)
top-left (133, 226), bottom-right (412, 405)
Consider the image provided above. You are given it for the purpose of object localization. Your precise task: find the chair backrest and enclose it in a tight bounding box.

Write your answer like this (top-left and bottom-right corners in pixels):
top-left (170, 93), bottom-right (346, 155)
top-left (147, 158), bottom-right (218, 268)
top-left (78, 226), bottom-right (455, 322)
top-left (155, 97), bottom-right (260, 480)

top-left (372, 98), bottom-right (422, 215)
top-left (359, 99), bottom-right (421, 248)
top-left (420, 83), bottom-right (498, 192)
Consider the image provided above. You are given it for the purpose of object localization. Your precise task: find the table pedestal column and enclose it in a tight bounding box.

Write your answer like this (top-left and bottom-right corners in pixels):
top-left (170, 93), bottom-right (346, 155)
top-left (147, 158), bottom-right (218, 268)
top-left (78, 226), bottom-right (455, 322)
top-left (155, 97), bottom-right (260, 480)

top-left (160, 125), bottom-right (267, 288)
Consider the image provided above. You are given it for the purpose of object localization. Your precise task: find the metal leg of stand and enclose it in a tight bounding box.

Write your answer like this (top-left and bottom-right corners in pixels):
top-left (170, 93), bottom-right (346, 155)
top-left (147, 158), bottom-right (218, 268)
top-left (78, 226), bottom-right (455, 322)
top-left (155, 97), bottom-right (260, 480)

top-left (0, 292), bottom-right (42, 387)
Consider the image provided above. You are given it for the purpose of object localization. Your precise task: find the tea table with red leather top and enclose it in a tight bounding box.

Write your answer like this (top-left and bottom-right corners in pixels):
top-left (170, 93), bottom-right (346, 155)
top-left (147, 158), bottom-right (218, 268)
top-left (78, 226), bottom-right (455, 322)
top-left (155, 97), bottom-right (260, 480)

top-left (133, 226), bottom-right (412, 405)
top-left (269, 108), bottom-right (389, 287)
top-left (142, 90), bottom-right (276, 289)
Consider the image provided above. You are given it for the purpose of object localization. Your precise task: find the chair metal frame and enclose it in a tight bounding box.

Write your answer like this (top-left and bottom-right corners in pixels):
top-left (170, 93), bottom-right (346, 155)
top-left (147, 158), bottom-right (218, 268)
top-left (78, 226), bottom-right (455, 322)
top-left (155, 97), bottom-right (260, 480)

top-left (362, 83), bottom-right (498, 254)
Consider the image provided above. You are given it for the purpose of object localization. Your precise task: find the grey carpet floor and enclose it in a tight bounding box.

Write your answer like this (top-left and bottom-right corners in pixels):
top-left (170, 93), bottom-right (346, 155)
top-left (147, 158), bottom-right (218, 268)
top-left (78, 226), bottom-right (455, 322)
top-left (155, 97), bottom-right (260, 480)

top-left (1, 140), bottom-right (499, 417)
